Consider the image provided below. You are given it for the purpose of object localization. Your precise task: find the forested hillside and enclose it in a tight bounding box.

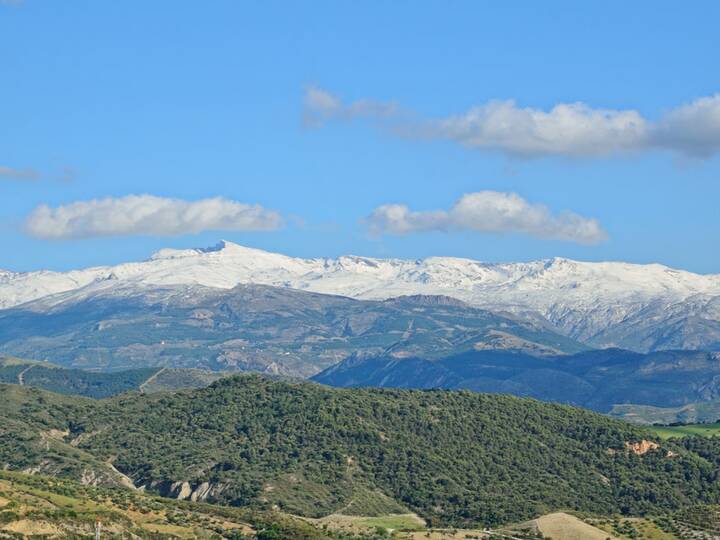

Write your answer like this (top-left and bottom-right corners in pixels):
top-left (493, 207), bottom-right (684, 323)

top-left (3, 376), bottom-right (720, 528)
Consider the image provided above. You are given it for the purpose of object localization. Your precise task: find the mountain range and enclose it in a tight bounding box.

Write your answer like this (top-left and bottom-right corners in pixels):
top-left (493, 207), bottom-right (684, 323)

top-left (3, 240), bottom-right (720, 422)
top-left (4, 243), bottom-right (720, 535)
top-left (312, 348), bottom-right (720, 416)
top-left (2, 240), bottom-right (719, 355)
top-left (6, 353), bottom-right (720, 424)
top-left (0, 283), bottom-right (585, 376)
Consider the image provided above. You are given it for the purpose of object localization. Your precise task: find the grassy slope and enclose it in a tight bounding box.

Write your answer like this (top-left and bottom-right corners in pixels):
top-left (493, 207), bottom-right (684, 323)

top-left (0, 470), bottom-right (336, 539)
top-left (140, 367), bottom-right (229, 393)
top-left (2, 470), bottom-right (717, 540)
top-left (0, 355), bottom-right (159, 398)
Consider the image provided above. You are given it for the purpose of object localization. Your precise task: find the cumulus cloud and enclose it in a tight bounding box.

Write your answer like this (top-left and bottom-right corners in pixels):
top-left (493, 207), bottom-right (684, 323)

top-left (0, 166), bottom-right (40, 181)
top-left (304, 87), bottom-right (720, 159)
top-left (365, 191), bottom-right (607, 244)
top-left (25, 194), bottom-right (283, 240)
top-left (435, 101), bottom-right (648, 157)
top-left (651, 94), bottom-right (720, 157)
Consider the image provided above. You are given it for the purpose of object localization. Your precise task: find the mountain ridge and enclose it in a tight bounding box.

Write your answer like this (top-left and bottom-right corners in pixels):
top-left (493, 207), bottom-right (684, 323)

top-left (312, 348), bottom-right (720, 415)
top-left (0, 283), bottom-right (584, 375)
top-left (2, 241), bottom-right (719, 352)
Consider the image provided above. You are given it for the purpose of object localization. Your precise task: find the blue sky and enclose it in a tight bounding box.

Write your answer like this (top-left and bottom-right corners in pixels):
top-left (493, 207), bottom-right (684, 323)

top-left (1, 1), bottom-right (719, 273)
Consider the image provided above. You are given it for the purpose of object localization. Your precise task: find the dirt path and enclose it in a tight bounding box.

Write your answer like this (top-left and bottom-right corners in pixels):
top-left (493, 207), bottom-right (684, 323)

top-left (17, 364), bottom-right (35, 386)
top-left (138, 367), bottom-right (166, 393)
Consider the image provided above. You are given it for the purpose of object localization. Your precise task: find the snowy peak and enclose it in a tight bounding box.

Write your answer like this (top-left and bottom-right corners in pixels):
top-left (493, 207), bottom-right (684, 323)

top-left (149, 240), bottom-right (269, 260)
top-left (1, 242), bottom-right (719, 312)
top-left (1, 241), bottom-right (720, 352)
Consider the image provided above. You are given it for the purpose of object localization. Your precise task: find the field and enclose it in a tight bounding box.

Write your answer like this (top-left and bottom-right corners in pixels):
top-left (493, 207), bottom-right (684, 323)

top-left (648, 422), bottom-right (720, 439)
top-left (310, 512), bottom-right (426, 536)
top-left (354, 514), bottom-right (425, 530)
top-left (533, 512), bottom-right (619, 540)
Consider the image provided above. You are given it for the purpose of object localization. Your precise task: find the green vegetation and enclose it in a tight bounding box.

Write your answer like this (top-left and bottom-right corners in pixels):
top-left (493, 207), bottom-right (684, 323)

top-left (0, 356), bottom-right (158, 398)
top-left (6, 468), bottom-right (716, 539)
top-left (648, 422), bottom-right (720, 439)
top-left (354, 516), bottom-right (422, 531)
top-left (0, 470), bottom-right (343, 539)
top-left (3, 376), bottom-right (720, 529)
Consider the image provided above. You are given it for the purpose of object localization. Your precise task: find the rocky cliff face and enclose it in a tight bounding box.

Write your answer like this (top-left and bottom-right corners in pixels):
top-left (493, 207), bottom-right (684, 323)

top-left (146, 480), bottom-right (228, 502)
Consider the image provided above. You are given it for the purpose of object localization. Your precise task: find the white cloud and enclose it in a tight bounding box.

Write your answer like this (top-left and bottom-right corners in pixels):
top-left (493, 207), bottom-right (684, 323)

top-left (303, 85), bottom-right (398, 126)
top-left (0, 166), bottom-right (40, 180)
top-left (25, 194), bottom-right (283, 240)
top-left (365, 191), bottom-right (607, 244)
top-left (304, 87), bottom-right (720, 159)
top-left (434, 101), bottom-right (648, 157)
top-left (650, 94), bottom-right (720, 157)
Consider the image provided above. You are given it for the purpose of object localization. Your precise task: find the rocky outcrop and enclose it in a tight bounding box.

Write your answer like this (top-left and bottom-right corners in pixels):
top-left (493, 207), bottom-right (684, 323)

top-left (626, 440), bottom-right (660, 455)
top-left (146, 480), bottom-right (227, 502)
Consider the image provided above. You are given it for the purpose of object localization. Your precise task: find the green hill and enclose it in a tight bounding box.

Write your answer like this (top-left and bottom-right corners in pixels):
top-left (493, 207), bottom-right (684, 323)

top-left (2, 376), bottom-right (720, 529)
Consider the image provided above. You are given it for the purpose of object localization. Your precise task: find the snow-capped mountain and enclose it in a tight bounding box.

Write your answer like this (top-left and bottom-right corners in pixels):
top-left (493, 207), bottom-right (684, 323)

top-left (2, 240), bottom-right (720, 351)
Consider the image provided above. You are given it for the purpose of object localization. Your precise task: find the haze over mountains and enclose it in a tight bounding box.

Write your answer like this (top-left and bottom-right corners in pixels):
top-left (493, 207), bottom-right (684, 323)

top-left (2, 240), bottom-right (719, 354)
